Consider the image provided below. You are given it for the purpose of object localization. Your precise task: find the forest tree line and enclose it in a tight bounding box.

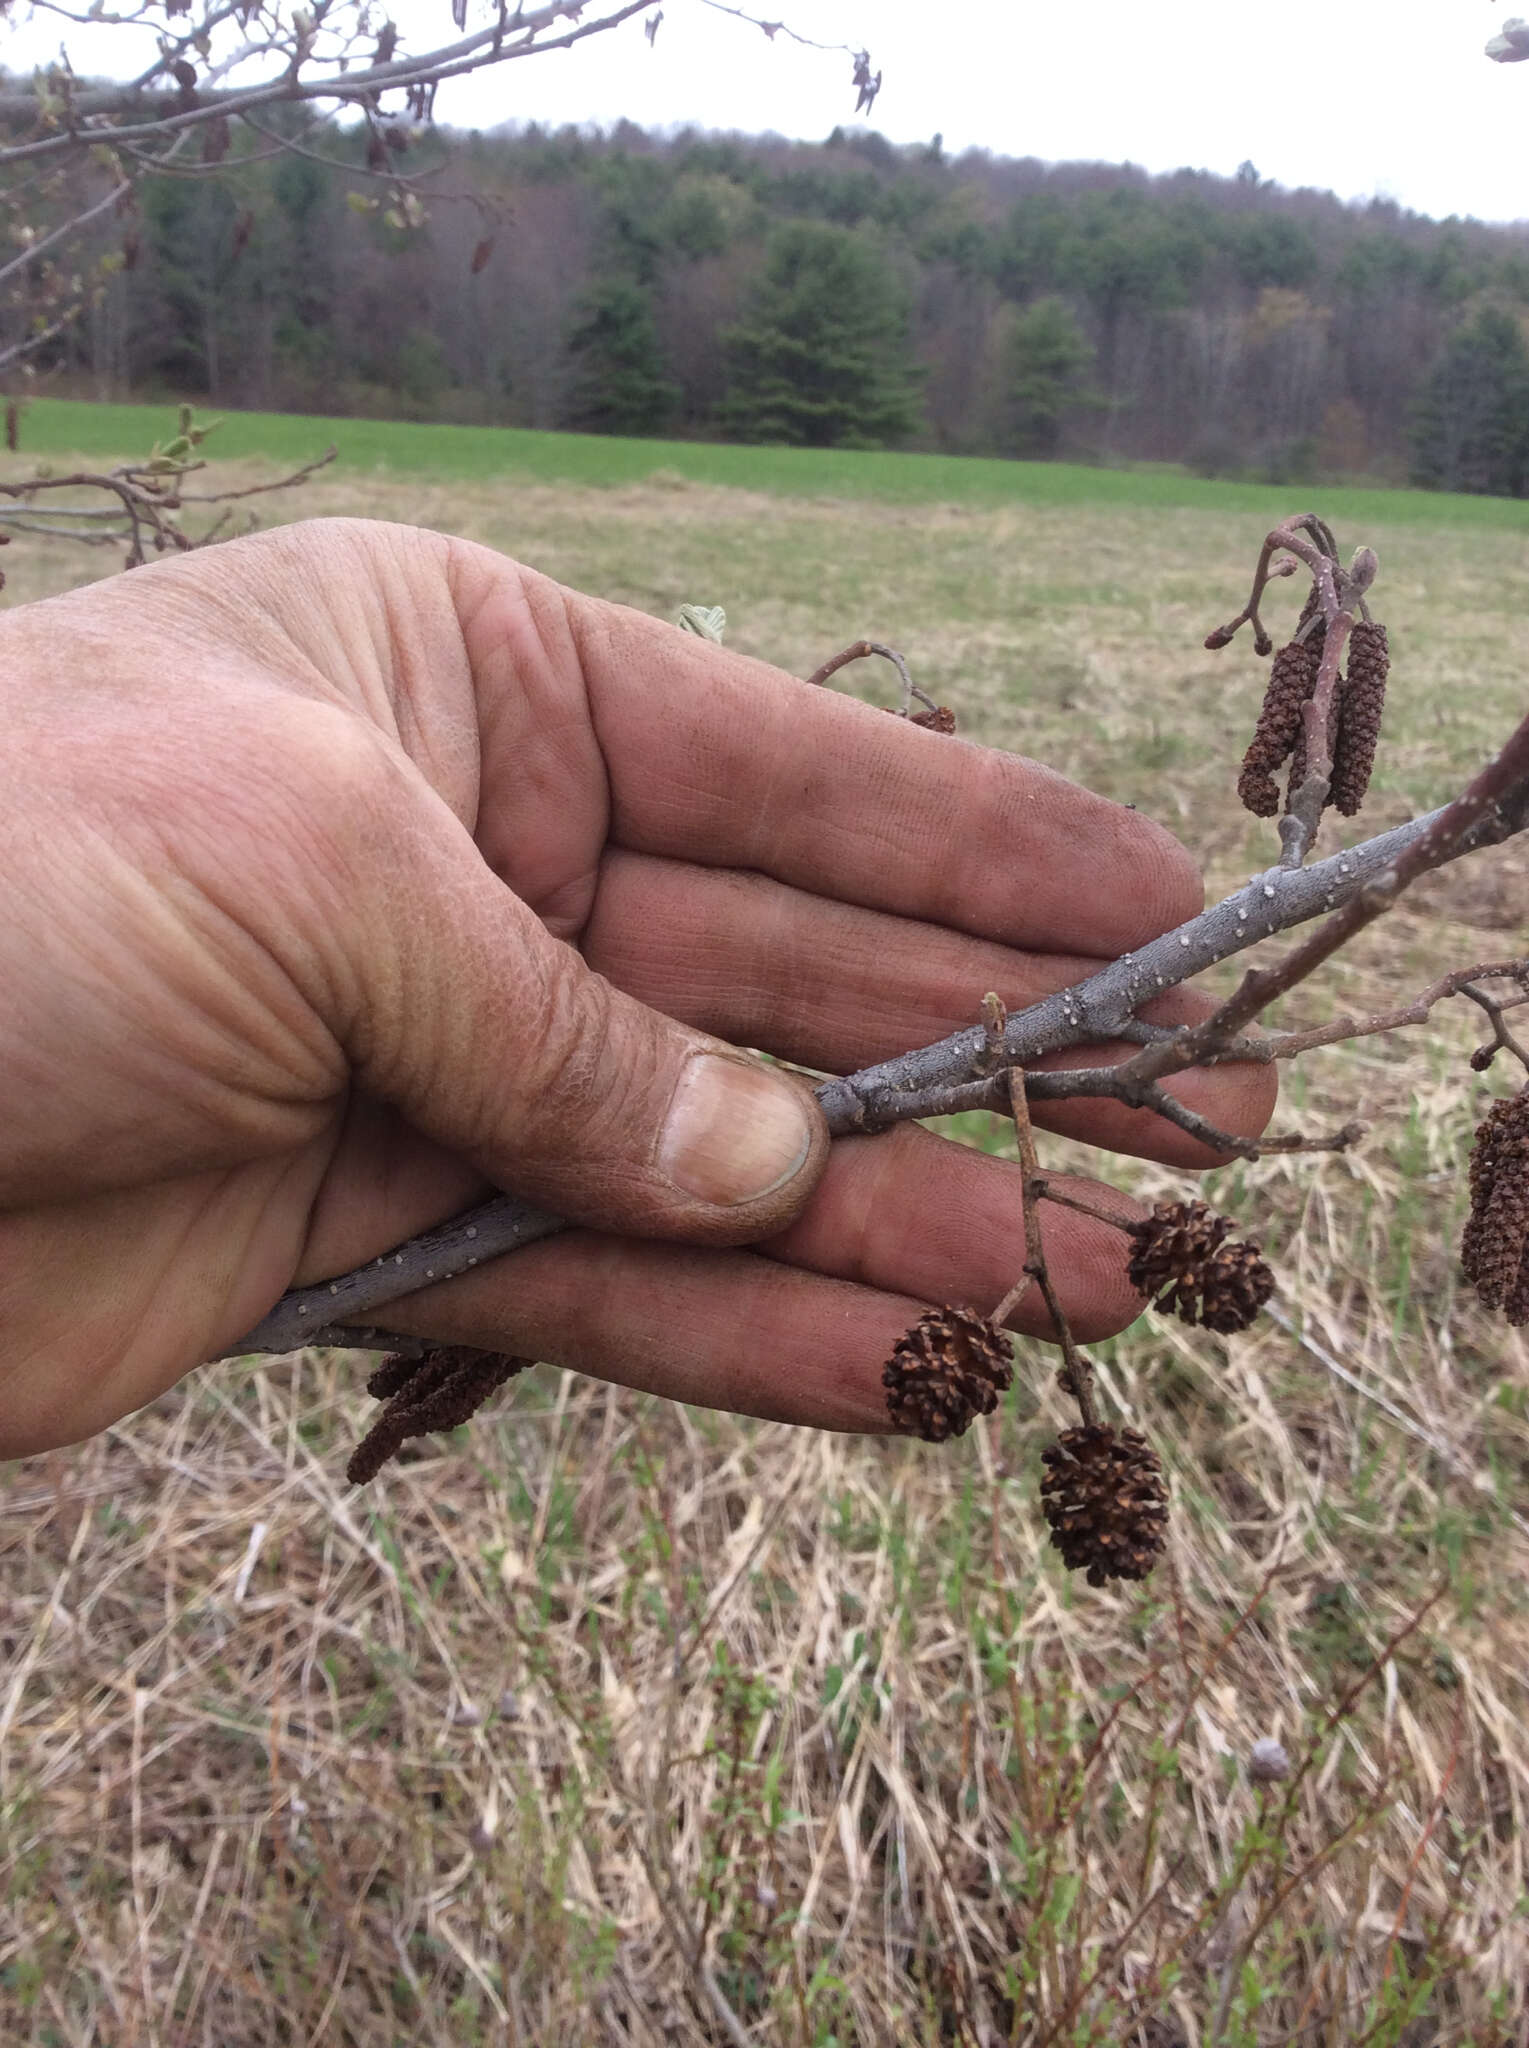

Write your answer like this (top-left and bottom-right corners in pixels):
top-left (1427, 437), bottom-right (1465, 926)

top-left (45, 117), bottom-right (1529, 493)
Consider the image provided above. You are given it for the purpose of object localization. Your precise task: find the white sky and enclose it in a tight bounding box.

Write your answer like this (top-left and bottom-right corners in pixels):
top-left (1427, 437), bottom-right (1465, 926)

top-left (4, 0), bottom-right (1527, 225)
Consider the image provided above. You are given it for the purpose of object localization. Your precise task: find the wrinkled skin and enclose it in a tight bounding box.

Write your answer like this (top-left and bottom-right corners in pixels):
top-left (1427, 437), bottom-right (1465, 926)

top-left (0, 520), bottom-right (1274, 1456)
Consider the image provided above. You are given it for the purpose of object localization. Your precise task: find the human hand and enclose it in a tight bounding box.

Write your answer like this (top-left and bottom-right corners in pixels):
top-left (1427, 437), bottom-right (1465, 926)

top-left (0, 519), bottom-right (1273, 1456)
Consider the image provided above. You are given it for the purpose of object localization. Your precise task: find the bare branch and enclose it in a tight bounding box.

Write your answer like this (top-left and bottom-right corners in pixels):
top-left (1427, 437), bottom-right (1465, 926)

top-left (1195, 961), bottom-right (1529, 1066)
top-left (225, 743), bottom-right (1529, 1359)
top-left (0, 176), bottom-right (131, 299)
top-left (0, 439), bottom-right (337, 565)
top-left (0, 3), bottom-right (656, 168)
top-left (803, 637), bottom-right (935, 715)
top-left (992, 1056), bottom-right (1098, 1424)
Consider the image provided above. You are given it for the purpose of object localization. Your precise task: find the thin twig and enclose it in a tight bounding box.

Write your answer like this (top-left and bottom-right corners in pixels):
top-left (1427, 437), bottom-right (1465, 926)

top-left (994, 1057), bottom-right (1098, 1427)
top-left (0, 1), bottom-right (655, 168)
top-left (1198, 960), bottom-right (1529, 1066)
top-left (802, 636), bottom-right (936, 716)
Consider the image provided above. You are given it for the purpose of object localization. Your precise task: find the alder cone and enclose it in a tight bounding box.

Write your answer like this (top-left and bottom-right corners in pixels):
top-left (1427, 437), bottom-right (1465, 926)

top-left (1330, 620), bottom-right (1389, 816)
top-left (1238, 634), bottom-right (1321, 817)
top-left (1126, 1199), bottom-right (1274, 1333)
top-left (1040, 1425), bottom-right (1168, 1587)
top-left (910, 704), bottom-right (957, 733)
top-left (1461, 1091), bottom-right (1529, 1323)
top-left (882, 703), bottom-right (957, 734)
top-left (882, 1306), bottom-right (1013, 1442)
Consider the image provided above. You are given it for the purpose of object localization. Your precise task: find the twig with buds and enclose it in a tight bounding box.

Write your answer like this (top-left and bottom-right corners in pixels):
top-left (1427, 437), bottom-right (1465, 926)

top-left (238, 522), bottom-right (1529, 1564)
top-left (0, 409), bottom-right (336, 576)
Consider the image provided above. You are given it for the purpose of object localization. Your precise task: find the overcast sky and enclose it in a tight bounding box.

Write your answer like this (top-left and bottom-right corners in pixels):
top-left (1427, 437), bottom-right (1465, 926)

top-left (5, 1), bottom-right (1527, 224)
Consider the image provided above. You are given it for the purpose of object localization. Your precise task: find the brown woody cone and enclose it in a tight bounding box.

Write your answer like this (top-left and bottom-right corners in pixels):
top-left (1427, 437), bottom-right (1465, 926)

top-left (348, 1346), bottom-right (532, 1484)
top-left (1040, 1425), bottom-right (1168, 1587)
top-left (1330, 620), bottom-right (1389, 816)
top-left (1238, 633), bottom-right (1322, 817)
top-left (882, 1306), bottom-right (1013, 1442)
top-left (1461, 1092), bottom-right (1529, 1323)
top-left (1125, 1199), bottom-right (1274, 1333)
top-left (882, 703), bottom-right (957, 734)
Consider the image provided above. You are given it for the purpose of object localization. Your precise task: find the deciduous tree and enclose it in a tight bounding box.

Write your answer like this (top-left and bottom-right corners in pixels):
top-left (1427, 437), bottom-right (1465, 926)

top-left (1410, 304), bottom-right (1529, 497)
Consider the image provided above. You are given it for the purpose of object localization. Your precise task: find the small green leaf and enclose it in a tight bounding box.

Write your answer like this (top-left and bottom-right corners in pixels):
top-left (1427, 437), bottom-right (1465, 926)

top-left (676, 603), bottom-right (726, 642)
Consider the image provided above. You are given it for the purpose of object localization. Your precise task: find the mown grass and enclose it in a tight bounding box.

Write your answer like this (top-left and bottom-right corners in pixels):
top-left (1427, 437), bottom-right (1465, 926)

top-left (1, 431), bottom-right (1527, 2045)
top-left (16, 392), bottom-right (1529, 529)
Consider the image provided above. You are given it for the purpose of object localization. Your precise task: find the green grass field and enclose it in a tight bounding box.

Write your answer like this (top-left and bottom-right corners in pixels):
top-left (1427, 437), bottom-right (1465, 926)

top-left (2, 412), bottom-right (1529, 2044)
top-left (19, 392), bottom-right (1529, 529)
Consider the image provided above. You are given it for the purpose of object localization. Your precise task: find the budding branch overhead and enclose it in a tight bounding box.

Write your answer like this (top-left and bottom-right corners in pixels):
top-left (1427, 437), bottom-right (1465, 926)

top-left (229, 516), bottom-right (1529, 1590)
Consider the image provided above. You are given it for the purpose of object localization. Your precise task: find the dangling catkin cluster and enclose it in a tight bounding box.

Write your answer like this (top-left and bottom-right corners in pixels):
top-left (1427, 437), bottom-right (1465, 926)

top-left (882, 1305), bottom-right (1013, 1441)
top-left (1329, 620), bottom-right (1389, 816)
top-left (1236, 592), bottom-right (1388, 821)
top-left (1040, 1425), bottom-right (1168, 1587)
top-left (1460, 1090), bottom-right (1529, 1324)
top-left (1237, 632), bottom-right (1323, 816)
top-left (1125, 1199), bottom-right (1274, 1333)
top-left (347, 1345), bottom-right (532, 1485)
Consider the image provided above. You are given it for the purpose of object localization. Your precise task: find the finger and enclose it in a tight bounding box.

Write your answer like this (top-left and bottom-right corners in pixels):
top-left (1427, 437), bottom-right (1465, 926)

top-left (583, 851), bottom-right (1276, 1164)
top-left (759, 1123), bottom-right (1144, 1343)
top-left (372, 1125), bottom-right (1148, 1432)
top-left (448, 546), bottom-right (1205, 957)
top-left (230, 706), bottom-right (830, 1247)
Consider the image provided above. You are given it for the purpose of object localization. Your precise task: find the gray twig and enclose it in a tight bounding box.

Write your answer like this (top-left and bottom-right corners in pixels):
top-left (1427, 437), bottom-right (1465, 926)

top-left (224, 757), bottom-right (1529, 1361)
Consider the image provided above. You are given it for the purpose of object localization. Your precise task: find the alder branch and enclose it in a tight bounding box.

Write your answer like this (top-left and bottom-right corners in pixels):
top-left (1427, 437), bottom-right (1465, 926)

top-left (814, 774), bottom-right (1529, 1133)
top-left (0, 4), bottom-right (656, 166)
top-left (1201, 962), bottom-right (1529, 1068)
top-left (804, 637), bottom-right (930, 713)
top-left (695, 2), bottom-right (881, 110)
top-left (226, 731), bottom-right (1529, 1359)
top-left (0, 176), bottom-right (131, 299)
top-left (0, 442), bottom-right (335, 569)
top-left (0, 440), bottom-right (336, 570)
top-left (1106, 705), bottom-right (1529, 1100)
top-left (0, 308), bottom-right (76, 380)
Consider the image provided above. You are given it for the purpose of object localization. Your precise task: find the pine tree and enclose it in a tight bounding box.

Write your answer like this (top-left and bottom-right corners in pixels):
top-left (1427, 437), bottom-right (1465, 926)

top-left (1002, 296), bottom-right (1095, 457)
top-left (717, 220), bottom-right (923, 449)
top-left (562, 280), bottom-right (678, 438)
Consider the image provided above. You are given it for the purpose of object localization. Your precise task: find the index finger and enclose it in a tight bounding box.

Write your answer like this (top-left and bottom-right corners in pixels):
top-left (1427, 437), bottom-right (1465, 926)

top-left (451, 546), bottom-right (1202, 958)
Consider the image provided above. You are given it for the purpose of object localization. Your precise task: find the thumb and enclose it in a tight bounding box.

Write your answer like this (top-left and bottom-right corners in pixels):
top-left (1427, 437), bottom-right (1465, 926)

top-left (312, 761), bottom-right (830, 1246)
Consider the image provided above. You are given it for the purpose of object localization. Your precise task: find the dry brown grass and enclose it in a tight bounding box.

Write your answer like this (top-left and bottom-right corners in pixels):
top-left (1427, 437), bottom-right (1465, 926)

top-left (3, 460), bottom-right (1528, 2046)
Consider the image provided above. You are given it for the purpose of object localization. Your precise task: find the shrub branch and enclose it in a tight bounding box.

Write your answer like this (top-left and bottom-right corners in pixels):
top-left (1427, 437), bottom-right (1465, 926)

top-left (229, 707), bottom-right (1529, 1358)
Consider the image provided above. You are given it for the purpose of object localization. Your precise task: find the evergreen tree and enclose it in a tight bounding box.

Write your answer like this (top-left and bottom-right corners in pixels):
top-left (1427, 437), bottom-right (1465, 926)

top-left (1002, 296), bottom-right (1094, 457)
top-left (717, 220), bottom-right (923, 448)
top-left (562, 280), bottom-right (678, 437)
top-left (1411, 306), bottom-right (1529, 496)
